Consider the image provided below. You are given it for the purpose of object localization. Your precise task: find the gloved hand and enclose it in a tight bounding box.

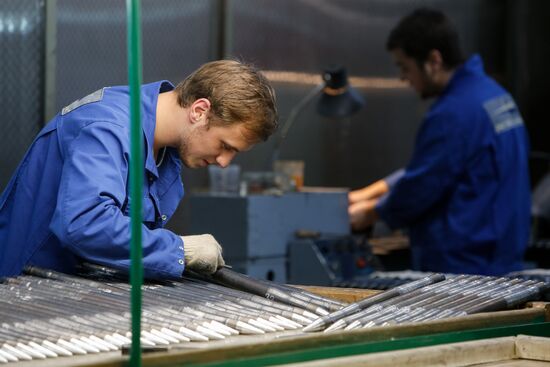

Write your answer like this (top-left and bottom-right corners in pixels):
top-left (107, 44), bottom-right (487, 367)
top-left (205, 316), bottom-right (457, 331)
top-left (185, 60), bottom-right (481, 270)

top-left (181, 234), bottom-right (225, 274)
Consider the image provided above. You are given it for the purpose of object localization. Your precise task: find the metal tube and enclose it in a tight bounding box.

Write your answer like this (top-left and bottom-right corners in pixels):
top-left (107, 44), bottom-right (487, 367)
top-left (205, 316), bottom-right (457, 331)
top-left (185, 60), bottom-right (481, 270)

top-left (305, 273), bottom-right (446, 332)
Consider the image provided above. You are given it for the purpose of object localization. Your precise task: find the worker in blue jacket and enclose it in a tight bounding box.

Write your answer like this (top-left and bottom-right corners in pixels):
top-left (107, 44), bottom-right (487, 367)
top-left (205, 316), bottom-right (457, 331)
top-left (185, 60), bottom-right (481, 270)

top-left (0, 60), bottom-right (278, 279)
top-left (348, 8), bottom-right (530, 275)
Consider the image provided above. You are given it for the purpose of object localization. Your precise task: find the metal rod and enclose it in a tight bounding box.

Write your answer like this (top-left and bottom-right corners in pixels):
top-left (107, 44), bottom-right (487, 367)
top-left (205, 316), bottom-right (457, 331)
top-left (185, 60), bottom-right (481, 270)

top-left (211, 267), bottom-right (329, 315)
top-left (307, 273), bottom-right (445, 332)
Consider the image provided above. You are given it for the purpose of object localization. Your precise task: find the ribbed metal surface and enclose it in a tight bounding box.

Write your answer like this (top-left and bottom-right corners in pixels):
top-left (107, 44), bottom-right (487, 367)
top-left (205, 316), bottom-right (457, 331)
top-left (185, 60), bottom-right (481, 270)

top-left (230, 0), bottom-right (496, 74)
top-left (0, 0), bottom-right (45, 191)
top-left (54, 0), bottom-right (216, 111)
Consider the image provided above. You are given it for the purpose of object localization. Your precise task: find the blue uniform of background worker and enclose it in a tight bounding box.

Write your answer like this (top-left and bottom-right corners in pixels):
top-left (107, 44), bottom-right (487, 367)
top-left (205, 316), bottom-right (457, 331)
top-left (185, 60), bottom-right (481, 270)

top-left (348, 8), bottom-right (530, 275)
top-left (0, 60), bottom-right (278, 279)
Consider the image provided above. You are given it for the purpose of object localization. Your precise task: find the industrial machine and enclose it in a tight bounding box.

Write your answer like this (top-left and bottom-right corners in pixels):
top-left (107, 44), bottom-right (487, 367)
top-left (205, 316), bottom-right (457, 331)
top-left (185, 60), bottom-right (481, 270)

top-left (287, 233), bottom-right (379, 286)
top-left (189, 189), bottom-right (409, 286)
top-left (189, 190), bottom-right (350, 283)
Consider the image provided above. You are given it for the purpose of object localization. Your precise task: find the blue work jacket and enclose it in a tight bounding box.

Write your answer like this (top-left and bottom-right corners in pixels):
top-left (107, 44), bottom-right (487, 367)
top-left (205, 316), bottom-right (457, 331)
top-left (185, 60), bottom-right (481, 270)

top-left (0, 81), bottom-right (185, 279)
top-left (377, 55), bottom-right (531, 275)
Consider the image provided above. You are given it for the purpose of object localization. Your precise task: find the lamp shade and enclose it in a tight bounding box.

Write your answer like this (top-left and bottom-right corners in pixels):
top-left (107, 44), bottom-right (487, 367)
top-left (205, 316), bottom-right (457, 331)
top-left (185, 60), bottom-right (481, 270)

top-left (317, 66), bottom-right (365, 118)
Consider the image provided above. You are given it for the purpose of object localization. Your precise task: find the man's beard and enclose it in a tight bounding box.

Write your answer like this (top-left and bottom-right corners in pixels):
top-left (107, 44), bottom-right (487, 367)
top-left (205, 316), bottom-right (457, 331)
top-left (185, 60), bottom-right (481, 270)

top-left (177, 124), bottom-right (207, 168)
top-left (177, 129), bottom-right (193, 167)
top-left (420, 85), bottom-right (442, 99)
top-left (419, 72), bottom-right (444, 100)
top-left (178, 141), bottom-right (191, 167)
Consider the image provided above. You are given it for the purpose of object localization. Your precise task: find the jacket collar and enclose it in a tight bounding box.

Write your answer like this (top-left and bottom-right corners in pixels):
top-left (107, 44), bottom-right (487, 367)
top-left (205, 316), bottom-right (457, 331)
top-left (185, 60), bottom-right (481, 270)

top-left (445, 54), bottom-right (484, 93)
top-left (140, 80), bottom-right (174, 179)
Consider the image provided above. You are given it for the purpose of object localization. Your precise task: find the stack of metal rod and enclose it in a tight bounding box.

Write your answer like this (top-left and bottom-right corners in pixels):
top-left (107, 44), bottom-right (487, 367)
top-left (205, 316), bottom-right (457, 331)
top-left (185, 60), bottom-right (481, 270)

top-left (0, 266), bottom-right (339, 364)
top-left (507, 269), bottom-right (550, 286)
top-left (335, 268), bottom-right (550, 292)
top-left (304, 274), bottom-right (549, 332)
top-left (336, 270), bottom-right (438, 290)
top-left (0, 267), bottom-right (547, 364)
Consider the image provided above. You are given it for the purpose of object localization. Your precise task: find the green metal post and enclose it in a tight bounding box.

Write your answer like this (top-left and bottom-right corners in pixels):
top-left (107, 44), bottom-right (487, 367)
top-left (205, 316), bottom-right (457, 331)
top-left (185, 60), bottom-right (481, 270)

top-left (126, 0), bottom-right (143, 366)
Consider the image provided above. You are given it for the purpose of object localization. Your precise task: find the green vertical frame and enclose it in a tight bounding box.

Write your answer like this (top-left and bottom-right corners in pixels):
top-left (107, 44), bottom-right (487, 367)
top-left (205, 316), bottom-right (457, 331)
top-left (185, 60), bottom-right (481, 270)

top-left (126, 0), bottom-right (144, 366)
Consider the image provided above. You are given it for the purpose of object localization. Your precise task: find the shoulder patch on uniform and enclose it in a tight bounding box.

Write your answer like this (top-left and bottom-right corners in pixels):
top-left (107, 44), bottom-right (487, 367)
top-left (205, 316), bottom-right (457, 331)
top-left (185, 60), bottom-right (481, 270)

top-left (61, 88), bottom-right (106, 115)
top-left (483, 94), bottom-right (524, 134)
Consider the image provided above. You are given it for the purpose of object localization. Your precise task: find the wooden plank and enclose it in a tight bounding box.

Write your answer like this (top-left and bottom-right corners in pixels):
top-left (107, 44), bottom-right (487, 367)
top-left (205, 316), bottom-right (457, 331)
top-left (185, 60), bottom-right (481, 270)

top-left (477, 361), bottom-right (550, 366)
top-left (516, 335), bottom-right (550, 361)
top-left (273, 336), bottom-right (517, 367)
top-left (297, 285), bottom-right (380, 303)
top-left (525, 302), bottom-right (550, 321)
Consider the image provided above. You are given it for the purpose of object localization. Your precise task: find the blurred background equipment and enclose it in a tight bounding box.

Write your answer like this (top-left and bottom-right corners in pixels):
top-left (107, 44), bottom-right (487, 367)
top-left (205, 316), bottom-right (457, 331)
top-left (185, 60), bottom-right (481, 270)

top-left (287, 233), bottom-right (380, 286)
top-left (189, 188), bottom-right (350, 283)
top-left (272, 65), bottom-right (365, 165)
top-left (287, 233), bottom-right (410, 287)
top-left (1, 0), bottom-right (549, 312)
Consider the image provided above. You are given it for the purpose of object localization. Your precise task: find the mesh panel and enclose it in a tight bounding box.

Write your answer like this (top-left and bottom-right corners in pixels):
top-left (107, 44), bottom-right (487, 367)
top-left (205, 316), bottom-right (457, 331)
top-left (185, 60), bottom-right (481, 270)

top-left (230, 0), bottom-right (487, 75)
top-left (55, 0), bottom-right (215, 110)
top-left (0, 0), bottom-right (45, 190)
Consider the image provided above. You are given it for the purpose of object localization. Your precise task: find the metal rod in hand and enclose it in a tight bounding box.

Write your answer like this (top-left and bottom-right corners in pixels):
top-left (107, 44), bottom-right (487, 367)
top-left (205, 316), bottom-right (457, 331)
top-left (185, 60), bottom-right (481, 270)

top-left (211, 267), bottom-right (330, 315)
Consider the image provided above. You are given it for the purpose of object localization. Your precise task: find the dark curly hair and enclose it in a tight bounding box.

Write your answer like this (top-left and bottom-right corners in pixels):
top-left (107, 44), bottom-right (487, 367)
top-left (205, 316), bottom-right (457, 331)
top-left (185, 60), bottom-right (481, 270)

top-left (387, 8), bottom-right (464, 69)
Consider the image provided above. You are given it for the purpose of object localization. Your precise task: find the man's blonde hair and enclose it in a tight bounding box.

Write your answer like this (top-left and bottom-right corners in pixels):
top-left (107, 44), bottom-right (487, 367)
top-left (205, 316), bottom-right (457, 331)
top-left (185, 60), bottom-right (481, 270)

top-left (175, 60), bottom-right (278, 142)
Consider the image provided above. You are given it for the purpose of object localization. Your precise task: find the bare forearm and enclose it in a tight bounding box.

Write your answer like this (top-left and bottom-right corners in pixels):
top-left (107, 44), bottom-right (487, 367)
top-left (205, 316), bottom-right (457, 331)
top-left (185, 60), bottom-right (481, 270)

top-left (349, 179), bottom-right (389, 204)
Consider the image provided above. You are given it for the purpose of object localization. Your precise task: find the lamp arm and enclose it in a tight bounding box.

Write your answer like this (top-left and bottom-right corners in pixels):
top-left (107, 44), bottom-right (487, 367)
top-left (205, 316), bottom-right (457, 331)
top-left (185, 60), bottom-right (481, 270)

top-left (272, 83), bottom-right (323, 165)
top-left (280, 83), bottom-right (323, 139)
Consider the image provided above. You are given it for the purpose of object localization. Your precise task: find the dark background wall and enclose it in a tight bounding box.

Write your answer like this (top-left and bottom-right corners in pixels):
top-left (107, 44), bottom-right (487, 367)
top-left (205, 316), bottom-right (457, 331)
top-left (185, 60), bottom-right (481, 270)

top-left (0, 0), bottom-right (45, 191)
top-left (1, 0), bottom-right (548, 235)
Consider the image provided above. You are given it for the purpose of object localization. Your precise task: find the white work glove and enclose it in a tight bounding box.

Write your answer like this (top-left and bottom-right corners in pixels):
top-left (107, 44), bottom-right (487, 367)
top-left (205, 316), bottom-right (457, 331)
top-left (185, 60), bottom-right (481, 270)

top-left (181, 234), bottom-right (225, 274)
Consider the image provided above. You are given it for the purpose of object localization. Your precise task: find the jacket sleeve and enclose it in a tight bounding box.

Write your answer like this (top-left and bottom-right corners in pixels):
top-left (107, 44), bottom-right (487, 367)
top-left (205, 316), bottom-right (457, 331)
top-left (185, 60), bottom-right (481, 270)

top-left (50, 121), bottom-right (185, 279)
top-left (384, 168), bottom-right (405, 189)
top-left (376, 110), bottom-right (466, 229)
